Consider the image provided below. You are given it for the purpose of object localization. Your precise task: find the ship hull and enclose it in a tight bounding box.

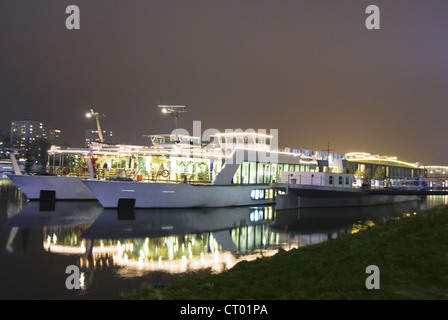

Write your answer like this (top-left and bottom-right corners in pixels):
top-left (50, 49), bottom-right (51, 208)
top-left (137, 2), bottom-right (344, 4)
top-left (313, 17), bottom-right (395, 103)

top-left (82, 180), bottom-right (275, 208)
top-left (297, 194), bottom-right (421, 208)
top-left (7, 174), bottom-right (96, 200)
top-left (274, 184), bottom-right (423, 209)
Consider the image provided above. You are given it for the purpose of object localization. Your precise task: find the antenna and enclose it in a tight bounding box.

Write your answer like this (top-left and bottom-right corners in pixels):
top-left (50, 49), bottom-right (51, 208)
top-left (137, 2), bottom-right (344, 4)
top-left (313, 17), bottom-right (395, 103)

top-left (158, 105), bottom-right (187, 141)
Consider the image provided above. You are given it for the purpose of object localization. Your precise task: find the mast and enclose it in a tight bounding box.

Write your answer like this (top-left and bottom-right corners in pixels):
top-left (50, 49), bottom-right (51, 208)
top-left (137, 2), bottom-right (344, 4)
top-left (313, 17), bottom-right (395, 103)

top-left (86, 109), bottom-right (106, 143)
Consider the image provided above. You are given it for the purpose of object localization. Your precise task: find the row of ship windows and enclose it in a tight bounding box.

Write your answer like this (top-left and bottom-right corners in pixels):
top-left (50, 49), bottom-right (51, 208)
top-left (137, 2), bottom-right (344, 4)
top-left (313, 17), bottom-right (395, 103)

top-left (329, 175), bottom-right (351, 185)
top-left (233, 161), bottom-right (316, 184)
top-left (250, 188), bottom-right (287, 200)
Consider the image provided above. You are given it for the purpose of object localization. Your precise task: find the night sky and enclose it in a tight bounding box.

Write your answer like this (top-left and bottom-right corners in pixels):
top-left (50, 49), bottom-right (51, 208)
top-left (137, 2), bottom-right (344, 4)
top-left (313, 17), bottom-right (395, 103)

top-left (1, 1), bottom-right (447, 165)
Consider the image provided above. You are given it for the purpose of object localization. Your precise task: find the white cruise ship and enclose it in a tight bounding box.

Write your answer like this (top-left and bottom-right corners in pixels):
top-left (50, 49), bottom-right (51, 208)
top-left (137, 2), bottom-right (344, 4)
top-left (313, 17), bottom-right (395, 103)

top-left (82, 131), bottom-right (319, 208)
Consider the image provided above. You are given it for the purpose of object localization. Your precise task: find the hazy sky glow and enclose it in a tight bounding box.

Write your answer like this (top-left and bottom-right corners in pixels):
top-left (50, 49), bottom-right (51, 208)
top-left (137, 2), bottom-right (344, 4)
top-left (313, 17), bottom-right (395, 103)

top-left (1, 0), bottom-right (447, 164)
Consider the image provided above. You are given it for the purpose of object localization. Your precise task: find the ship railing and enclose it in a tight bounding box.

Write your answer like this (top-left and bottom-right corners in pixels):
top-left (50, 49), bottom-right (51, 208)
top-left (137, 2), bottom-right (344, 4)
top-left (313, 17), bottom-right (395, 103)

top-left (48, 166), bottom-right (92, 178)
top-left (47, 166), bottom-right (214, 184)
top-left (102, 168), bottom-right (214, 184)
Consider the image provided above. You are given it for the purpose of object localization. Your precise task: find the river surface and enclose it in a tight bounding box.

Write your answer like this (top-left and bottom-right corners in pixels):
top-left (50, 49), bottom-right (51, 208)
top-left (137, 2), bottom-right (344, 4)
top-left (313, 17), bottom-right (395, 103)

top-left (1, 177), bottom-right (446, 299)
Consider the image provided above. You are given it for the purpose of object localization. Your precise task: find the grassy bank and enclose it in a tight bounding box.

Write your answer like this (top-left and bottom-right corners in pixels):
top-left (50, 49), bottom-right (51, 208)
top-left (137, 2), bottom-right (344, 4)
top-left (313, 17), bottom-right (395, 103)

top-left (124, 205), bottom-right (448, 300)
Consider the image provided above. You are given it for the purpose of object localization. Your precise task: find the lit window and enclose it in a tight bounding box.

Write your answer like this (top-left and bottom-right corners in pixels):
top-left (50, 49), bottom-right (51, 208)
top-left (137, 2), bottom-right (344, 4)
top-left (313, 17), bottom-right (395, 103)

top-left (250, 188), bottom-right (275, 200)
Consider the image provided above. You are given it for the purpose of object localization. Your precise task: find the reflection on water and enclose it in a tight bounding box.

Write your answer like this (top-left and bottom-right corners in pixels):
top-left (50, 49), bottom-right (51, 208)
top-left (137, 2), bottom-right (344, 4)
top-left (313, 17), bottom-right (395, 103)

top-left (1, 178), bottom-right (447, 299)
top-left (40, 205), bottom-right (280, 278)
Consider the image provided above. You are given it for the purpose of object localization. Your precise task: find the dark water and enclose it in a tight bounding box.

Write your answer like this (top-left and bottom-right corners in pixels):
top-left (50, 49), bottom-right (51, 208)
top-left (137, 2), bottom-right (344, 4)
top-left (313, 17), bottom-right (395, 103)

top-left (0, 177), bottom-right (446, 299)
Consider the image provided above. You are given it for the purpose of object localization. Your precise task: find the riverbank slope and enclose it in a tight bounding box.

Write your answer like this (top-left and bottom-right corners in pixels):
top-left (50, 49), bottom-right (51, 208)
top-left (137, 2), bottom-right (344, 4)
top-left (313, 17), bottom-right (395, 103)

top-left (124, 205), bottom-right (448, 300)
